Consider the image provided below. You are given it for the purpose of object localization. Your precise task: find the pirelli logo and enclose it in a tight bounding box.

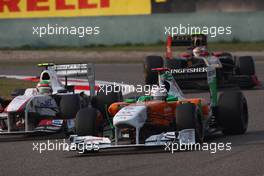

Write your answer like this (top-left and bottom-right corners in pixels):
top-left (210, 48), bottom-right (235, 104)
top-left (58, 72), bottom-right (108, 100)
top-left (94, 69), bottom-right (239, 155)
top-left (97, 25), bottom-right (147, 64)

top-left (0, 0), bottom-right (152, 19)
top-left (0, 0), bottom-right (183, 19)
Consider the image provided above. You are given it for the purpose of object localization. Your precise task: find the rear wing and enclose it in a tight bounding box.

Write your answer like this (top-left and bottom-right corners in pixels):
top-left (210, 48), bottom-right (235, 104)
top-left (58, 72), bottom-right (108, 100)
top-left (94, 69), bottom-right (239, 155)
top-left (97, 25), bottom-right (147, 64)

top-left (38, 63), bottom-right (96, 96)
top-left (48, 64), bottom-right (89, 77)
top-left (169, 34), bottom-right (207, 47)
top-left (166, 34), bottom-right (207, 59)
top-left (38, 63), bottom-right (90, 77)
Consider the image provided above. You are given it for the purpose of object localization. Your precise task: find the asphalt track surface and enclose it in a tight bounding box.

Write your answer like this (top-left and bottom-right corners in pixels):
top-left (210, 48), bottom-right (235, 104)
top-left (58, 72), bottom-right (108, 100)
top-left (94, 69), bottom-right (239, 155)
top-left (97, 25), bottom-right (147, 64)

top-left (1, 58), bottom-right (264, 176)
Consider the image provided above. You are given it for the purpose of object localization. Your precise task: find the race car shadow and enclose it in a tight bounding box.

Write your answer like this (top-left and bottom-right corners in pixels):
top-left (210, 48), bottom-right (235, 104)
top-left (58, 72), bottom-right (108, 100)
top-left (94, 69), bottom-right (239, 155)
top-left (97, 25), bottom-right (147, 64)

top-left (0, 133), bottom-right (66, 142)
top-left (69, 148), bottom-right (172, 158)
top-left (204, 130), bottom-right (264, 147)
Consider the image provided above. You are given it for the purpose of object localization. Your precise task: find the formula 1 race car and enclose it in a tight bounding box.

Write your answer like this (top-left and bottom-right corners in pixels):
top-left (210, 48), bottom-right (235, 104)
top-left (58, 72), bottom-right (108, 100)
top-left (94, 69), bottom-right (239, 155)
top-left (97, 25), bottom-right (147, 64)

top-left (144, 34), bottom-right (260, 89)
top-left (0, 63), bottom-right (123, 135)
top-left (69, 66), bottom-right (248, 153)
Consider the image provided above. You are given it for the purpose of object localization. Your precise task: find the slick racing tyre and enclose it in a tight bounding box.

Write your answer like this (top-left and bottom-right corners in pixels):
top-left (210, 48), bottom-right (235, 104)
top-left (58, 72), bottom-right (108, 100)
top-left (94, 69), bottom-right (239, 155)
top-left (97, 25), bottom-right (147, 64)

top-left (92, 85), bottom-right (123, 118)
top-left (176, 103), bottom-right (203, 143)
top-left (60, 94), bottom-right (81, 119)
top-left (238, 56), bottom-right (255, 75)
top-left (144, 56), bottom-right (163, 85)
top-left (217, 91), bottom-right (248, 135)
top-left (219, 52), bottom-right (234, 72)
top-left (75, 107), bottom-right (102, 136)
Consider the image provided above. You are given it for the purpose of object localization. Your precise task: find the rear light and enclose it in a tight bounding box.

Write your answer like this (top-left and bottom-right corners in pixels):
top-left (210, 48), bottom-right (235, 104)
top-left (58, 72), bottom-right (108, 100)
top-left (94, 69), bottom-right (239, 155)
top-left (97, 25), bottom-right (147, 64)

top-left (38, 119), bottom-right (53, 126)
top-left (252, 75), bottom-right (260, 86)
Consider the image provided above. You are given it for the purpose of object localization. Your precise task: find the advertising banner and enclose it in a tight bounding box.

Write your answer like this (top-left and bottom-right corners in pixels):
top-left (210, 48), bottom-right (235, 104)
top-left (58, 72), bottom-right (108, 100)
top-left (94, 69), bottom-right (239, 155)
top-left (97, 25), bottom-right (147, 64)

top-left (0, 0), bottom-right (151, 19)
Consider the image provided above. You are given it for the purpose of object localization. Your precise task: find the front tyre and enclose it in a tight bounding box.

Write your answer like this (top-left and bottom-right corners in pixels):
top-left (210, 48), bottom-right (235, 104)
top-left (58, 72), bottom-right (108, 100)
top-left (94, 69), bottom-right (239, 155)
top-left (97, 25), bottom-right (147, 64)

top-left (176, 103), bottom-right (203, 143)
top-left (60, 94), bottom-right (81, 119)
top-left (92, 85), bottom-right (123, 119)
top-left (75, 107), bottom-right (103, 136)
top-left (217, 91), bottom-right (248, 135)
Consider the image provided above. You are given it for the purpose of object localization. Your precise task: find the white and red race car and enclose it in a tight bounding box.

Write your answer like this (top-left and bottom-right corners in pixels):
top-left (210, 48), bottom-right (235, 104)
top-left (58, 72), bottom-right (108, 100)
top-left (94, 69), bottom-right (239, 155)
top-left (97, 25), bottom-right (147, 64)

top-left (0, 63), bottom-right (130, 135)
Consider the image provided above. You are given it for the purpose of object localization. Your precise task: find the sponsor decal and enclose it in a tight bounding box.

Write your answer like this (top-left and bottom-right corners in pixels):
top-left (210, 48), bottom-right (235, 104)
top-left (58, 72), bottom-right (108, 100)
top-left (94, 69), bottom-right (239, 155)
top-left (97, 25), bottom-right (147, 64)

top-left (52, 119), bottom-right (63, 126)
top-left (168, 67), bottom-right (208, 74)
top-left (164, 106), bottom-right (172, 113)
top-left (0, 0), bottom-right (151, 19)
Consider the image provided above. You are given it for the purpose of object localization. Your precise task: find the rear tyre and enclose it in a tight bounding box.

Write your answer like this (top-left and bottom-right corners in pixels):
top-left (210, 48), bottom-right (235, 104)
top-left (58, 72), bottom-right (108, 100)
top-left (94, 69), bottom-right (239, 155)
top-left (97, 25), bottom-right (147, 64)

top-left (60, 94), bottom-right (81, 119)
top-left (238, 56), bottom-right (255, 75)
top-left (92, 85), bottom-right (123, 118)
top-left (144, 56), bottom-right (163, 85)
top-left (219, 52), bottom-right (234, 72)
top-left (75, 107), bottom-right (100, 136)
top-left (176, 103), bottom-right (203, 143)
top-left (217, 91), bottom-right (248, 135)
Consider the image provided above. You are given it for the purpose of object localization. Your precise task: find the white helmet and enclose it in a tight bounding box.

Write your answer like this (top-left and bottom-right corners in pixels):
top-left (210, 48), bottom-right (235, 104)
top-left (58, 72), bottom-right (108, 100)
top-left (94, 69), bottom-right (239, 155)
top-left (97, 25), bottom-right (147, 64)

top-left (193, 47), bottom-right (202, 57)
top-left (193, 47), bottom-right (208, 57)
top-left (151, 86), bottom-right (168, 101)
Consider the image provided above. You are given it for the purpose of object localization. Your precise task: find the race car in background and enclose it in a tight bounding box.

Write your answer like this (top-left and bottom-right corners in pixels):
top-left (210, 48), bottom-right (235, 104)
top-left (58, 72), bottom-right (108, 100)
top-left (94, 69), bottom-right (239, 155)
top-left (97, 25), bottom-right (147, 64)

top-left (144, 34), bottom-right (260, 89)
top-left (0, 63), bottom-right (123, 135)
top-left (70, 66), bottom-right (248, 153)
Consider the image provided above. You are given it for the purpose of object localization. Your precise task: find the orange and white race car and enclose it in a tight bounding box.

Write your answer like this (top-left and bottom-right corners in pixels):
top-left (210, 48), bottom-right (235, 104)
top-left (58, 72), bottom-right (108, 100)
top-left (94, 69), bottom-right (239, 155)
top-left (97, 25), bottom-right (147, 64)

top-left (70, 67), bottom-right (248, 153)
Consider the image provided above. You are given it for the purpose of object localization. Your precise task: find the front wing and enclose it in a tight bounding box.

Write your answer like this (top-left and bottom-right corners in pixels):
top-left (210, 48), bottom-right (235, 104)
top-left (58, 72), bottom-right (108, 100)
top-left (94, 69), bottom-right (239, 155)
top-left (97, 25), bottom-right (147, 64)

top-left (69, 129), bottom-right (196, 153)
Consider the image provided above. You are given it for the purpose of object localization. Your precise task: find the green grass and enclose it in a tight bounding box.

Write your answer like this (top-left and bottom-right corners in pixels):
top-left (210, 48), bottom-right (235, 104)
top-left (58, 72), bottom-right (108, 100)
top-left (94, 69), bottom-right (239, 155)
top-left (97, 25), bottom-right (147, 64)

top-left (0, 42), bottom-right (263, 66)
top-left (0, 78), bottom-right (36, 99)
top-left (209, 42), bottom-right (264, 51)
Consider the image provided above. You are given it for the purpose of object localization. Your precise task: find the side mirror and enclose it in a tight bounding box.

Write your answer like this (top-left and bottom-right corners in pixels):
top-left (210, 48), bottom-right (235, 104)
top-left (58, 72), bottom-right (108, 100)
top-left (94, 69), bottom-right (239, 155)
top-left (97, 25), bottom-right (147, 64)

top-left (166, 96), bottom-right (178, 102)
top-left (57, 89), bottom-right (68, 93)
top-left (11, 89), bottom-right (26, 97)
top-left (65, 85), bottom-right (75, 93)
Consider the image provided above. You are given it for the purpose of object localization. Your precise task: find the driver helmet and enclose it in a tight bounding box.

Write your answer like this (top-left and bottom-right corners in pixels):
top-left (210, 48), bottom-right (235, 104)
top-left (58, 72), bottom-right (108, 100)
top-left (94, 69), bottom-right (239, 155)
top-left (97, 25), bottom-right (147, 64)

top-left (193, 47), bottom-right (208, 57)
top-left (151, 86), bottom-right (168, 101)
top-left (36, 80), bottom-right (52, 95)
